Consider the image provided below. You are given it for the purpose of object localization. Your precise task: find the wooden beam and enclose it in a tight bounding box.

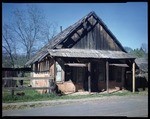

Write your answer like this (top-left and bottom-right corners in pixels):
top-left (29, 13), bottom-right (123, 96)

top-left (54, 60), bottom-right (56, 82)
top-left (38, 63), bottom-right (40, 71)
top-left (3, 86), bottom-right (55, 90)
top-left (88, 62), bottom-right (91, 93)
top-left (61, 67), bottom-right (65, 82)
top-left (106, 60), bottom-right (109, 93)
top-left (2, 77), bottom-right (54, 80)
top-left (64, 63), bottom-right (87, 67)
top-left (109, 63), bottom-right (129, 67)
top-left (121, 68), bottom-right (125, 90)
top-left (132, 62), bottom-right (135, 93)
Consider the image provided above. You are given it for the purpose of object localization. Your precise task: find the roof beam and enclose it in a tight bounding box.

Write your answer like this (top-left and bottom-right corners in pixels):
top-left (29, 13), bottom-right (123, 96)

top-left (109, 63), bottom-right (129, 67)
top-left (64, 63), bottom-right (87, 67)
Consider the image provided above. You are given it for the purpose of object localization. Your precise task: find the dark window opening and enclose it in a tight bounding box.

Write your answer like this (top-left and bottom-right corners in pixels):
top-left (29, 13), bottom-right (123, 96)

top-left (109, 66), bottom-right (122, 82)
top-left (65, 66), bottom-right (73, 82)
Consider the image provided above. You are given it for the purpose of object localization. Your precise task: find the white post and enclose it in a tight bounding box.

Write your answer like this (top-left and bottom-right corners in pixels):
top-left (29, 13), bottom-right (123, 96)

top-left (132, 62), bottom-right (135, 93)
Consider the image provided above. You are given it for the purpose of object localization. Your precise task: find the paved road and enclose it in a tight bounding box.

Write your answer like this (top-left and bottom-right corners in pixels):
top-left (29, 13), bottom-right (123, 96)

top-left (3, 95), bottom-right (148, 117)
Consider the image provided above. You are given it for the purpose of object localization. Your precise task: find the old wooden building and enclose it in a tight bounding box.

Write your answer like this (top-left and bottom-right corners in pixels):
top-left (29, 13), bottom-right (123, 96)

top-left (25, 11), bottom-right (137, 94)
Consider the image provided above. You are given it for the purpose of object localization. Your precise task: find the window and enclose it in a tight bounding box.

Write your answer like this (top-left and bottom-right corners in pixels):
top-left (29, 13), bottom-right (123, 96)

top-left (109, 66), bottom-right (123, 82)
top-left (65, 66), bottom-right (73, 82)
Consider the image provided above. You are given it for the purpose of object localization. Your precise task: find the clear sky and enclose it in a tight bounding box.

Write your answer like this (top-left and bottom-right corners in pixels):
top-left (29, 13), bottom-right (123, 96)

top-left (2, 2), bottom-right (148, 50)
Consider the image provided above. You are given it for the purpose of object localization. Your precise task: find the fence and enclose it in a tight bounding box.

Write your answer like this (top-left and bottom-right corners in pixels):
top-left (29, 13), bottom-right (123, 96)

top-left (2, 76), bottom-right (54, 97)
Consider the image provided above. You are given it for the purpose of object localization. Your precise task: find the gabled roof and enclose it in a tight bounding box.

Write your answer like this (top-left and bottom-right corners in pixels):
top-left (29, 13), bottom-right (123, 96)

top-left (25, 11), bottom-right (127, 66)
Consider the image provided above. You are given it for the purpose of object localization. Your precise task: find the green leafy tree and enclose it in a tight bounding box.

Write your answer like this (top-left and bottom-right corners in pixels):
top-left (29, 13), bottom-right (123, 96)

top-left (130, 48), bottom-right (146, 58)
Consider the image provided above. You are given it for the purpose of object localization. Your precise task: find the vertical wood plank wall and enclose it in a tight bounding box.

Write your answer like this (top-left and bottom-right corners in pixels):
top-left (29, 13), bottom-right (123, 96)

top-left (73, 23), bottom-right (121, 51)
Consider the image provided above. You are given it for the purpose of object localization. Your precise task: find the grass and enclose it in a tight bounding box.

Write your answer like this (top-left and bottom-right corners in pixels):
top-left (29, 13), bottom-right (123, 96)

top-left (2, 88), bottom-right (148, 103)
top-left (2, 89), bottom-right (148, 110)
top-left (2, 89), bottom-right (59, 103)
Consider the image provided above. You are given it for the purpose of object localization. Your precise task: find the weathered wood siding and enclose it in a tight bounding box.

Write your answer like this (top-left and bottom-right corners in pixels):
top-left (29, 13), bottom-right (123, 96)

top-left (73, 23), bottom-right (121, 51)
top-left (31, 72), bottom-right (50, 94)
top-left (31, 58), bottom-right (55, 94)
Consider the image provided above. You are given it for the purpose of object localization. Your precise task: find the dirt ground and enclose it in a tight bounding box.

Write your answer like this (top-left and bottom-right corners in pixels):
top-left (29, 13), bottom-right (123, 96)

top-left (64, 88), bottom-right (123, 95)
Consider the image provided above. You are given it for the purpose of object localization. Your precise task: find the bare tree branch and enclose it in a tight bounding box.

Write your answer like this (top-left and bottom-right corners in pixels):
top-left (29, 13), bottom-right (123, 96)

top-left (2, 25), bottom-right (16, 67)
top-left (3, 4), bottom-right (58, 66)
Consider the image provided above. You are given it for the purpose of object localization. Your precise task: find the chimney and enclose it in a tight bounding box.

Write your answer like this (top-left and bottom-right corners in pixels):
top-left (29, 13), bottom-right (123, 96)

top-left (60, 26), bottom-right (62, 32)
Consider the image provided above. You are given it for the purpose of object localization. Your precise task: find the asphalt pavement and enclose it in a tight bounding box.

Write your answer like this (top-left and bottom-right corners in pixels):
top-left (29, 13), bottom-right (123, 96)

top-left (2, 95), bottom-right (148, 117)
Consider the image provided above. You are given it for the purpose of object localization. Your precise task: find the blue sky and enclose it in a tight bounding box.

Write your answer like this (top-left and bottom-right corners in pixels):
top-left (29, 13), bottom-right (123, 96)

top-left (2, 2), bottom-right (148, 50)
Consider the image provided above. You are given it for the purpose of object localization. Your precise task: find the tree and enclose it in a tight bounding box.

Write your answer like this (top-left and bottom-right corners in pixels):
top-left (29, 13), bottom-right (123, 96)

top-left (9, 5), bottom-right (58, 61)
top-left (2, 4), bottom-right (58, 67)
top-left (41, 21), bottom-right (58, 44)
top-left (10, 6), bottom-right (44, 60)
top-left (2, 24), bottom-right (17, 68)
top-left (141, 43), bottom-right (148, 53)
top-left (130, 48), bottom-right (146, 58)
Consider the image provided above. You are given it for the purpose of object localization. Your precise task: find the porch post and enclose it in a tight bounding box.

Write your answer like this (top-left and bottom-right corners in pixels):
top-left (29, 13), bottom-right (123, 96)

top-left (54, 59), bottom-right (56, 82)
top-left (121, 68), bottom-right (124, 90)
top-left (88, 62), bottom-right (91, 93)
top-left (106, 60), bottom-right (109, 94)
top-left (132, 61), bottom-right (135, 93)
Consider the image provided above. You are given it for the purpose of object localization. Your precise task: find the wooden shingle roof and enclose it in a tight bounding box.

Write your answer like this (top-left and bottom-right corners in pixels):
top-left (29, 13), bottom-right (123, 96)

top-left (25, 11), bottom-right (128, 66)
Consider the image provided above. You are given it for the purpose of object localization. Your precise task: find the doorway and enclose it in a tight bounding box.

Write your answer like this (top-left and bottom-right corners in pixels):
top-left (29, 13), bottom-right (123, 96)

top-left (91, 62), bottom-right (99, 92)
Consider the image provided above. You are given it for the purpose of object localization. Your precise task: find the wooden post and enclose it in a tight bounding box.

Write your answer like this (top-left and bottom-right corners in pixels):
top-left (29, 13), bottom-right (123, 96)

top-left (88, 62), bottom-right (91, 93)
top-left (61, 68), bottom-right (65, 82)
top-left (11, 89), bottom-right (14, 97)
top-left (121, 68), bottom-right (124, 90)
top-left (106, 60), bottom-right (109, 93)
top-left (54, 60), bottom-right (56, 82)
top-left (11, 79), bottom-right (14, 97)
top-left (49, 79), bottom-right (51, 94)
top-left (132, 61), bottom-right (135, 93)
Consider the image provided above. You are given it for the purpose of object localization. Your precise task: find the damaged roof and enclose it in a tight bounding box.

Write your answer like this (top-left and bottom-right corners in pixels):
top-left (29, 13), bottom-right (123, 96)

top-left (135, 58), bottom-right (148, 72)
top-left (25, 11), bottom-right (129, 66)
